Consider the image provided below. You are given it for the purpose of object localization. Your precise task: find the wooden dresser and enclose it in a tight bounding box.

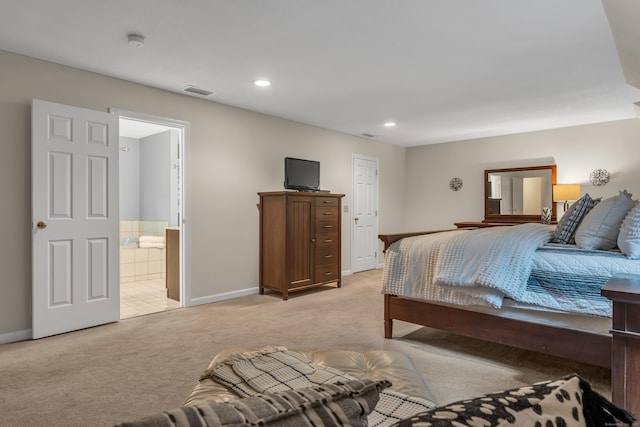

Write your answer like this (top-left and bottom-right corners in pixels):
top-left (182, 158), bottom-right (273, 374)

top-left (258, 191), bottom-right (344, 300)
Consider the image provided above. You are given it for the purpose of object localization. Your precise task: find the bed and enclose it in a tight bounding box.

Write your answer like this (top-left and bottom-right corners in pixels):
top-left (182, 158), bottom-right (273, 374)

top-left (379, 224), bottom-right (640, 415)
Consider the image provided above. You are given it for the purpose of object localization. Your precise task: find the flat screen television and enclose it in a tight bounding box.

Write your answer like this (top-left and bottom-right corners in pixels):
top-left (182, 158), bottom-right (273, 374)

top-left (284, 157), bottom-right (320, 191)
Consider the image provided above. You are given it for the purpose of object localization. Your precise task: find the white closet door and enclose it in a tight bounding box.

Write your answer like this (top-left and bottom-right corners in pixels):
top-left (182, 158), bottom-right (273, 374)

top-left (351, 156), bottom-right (378, 273)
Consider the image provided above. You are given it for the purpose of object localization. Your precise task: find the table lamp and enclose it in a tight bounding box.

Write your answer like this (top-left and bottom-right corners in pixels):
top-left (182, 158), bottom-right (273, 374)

top-left (553, 184), bottom-right (581, 211)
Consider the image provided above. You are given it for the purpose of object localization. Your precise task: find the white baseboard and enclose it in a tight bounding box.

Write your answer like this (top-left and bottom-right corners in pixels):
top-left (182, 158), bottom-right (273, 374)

top-left (187, 287), bottom-right (259, 307)
top-left (0, 329), bottom-right (32, 345)
top-left (188, 272), bottom-right (356, 306)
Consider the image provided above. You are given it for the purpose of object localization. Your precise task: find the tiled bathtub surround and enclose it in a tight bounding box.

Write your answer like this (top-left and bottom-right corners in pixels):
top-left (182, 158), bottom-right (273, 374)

top-left (120, 220), bottom-right (168, 283)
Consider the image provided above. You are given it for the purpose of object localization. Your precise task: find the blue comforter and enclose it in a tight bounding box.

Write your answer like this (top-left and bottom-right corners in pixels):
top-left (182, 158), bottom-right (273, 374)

top-left (382, 227), bottom-right (640, 317)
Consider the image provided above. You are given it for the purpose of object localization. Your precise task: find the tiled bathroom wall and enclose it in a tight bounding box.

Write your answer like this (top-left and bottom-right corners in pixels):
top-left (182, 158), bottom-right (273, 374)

top-left (119, 220), bottom-right (168, 283)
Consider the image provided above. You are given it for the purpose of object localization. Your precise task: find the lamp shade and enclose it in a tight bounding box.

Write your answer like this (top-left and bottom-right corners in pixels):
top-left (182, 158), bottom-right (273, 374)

top-left (553, 184), bottom-right (581, 202)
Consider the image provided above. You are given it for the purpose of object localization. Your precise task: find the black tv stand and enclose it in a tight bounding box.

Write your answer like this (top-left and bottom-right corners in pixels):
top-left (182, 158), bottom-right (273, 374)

top-left (295, 189), bottom-right (330, 193)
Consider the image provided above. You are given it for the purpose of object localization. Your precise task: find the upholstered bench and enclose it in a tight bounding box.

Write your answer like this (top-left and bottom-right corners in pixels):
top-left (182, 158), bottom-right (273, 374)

top-left (116, 347), bottom-right (636, 427)
top-left (183, 347), bottom-right (435, 407)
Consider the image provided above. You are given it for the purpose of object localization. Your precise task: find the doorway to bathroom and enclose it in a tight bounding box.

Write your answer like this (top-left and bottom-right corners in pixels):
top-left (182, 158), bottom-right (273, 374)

top-left (114, 109), bottom-right (189, 319)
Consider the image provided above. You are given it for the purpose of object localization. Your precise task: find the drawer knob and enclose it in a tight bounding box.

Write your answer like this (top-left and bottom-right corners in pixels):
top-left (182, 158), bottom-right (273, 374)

top-left (323, 272), bottom-right (333, 276)
top-left (323, 225), bottom-right (333, 228)
top-left (324, 239), bottom-right (333, 243)
top-left (324, 255), bottom-right (333, 259)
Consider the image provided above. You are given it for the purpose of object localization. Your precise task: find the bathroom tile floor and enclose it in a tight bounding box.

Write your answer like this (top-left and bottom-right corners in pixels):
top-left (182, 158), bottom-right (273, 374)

top-left (120, 278), bottom-right (181, 319)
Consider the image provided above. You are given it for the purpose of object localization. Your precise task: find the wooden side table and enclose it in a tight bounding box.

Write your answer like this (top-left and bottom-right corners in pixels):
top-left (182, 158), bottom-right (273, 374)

top-left (601, 274), bottom-right (640, 416)
top-left (454, 221), bottom-right (557, 229)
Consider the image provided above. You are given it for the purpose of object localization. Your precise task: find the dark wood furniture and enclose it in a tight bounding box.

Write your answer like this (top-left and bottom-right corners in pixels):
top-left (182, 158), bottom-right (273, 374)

top-left (454, 222), bottom-right (519, 228)
top-left (457, 165), bottom-right (558, 228)
top-left (487, 198), bottom-right (501, 215)
top-left (477, 164), bottom-right (558, 225)
top-left (601, 275), bottom-right (640, 415)
top-left (379, 231), bottom-right (640, 415)
top-left (454, 221), bottom-right (557, 228)
top-left (165, 227), bottom-right (180, 301)
top-left (258, 191), bottom-right (344, 300)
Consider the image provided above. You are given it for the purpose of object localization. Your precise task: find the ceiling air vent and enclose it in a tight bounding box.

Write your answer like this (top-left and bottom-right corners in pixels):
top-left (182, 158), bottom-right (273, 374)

top-left (184, 85), bottom-right (213, 96)
top-left (362, 133), bottom-right (378, 138)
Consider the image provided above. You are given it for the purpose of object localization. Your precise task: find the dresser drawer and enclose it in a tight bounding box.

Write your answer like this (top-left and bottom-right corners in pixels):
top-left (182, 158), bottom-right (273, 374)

top-left (315, 246), bottom-right (338, 266)
top-left (315, 232), bottom-right (339, 247)
top-left (316, 197), bottom-right (339, 207)
top-left (316, 206), bottom-right (339, 222)
top-left (316, 217), bottom-right (338, 232)
top-left (315, 264), bottom-right (339, 283)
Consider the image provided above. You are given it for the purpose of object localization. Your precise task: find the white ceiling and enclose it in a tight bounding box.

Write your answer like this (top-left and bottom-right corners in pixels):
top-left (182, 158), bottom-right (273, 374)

top-left (119, 119), bottom-right (174, 139)
top-left (2, 0), bottom-right (639, 147)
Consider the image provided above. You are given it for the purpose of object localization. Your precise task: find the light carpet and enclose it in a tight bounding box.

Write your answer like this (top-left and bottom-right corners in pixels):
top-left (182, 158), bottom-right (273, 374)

top-left (0, 269), bottom-right (609, 426)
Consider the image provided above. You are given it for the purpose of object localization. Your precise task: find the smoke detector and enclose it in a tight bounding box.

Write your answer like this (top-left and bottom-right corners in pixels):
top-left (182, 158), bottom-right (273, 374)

top-left (128, 34), bottom-right (145, 48)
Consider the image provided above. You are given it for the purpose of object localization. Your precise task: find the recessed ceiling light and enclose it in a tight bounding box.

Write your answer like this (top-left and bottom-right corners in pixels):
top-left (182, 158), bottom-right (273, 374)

top-left (254, 80), bottom-right (271, 87)
top-left (384, 121), bottom-right (396, 127)
top-left (128, 34), bottom-right (145, 48)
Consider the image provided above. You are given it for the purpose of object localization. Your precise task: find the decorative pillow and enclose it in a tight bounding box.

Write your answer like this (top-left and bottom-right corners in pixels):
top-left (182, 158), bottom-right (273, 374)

top-left (618, 204), bottom-right (640, 259)
top-left (389, 374), bottom-right (636, 427)
top-left (575, 191), bottom-right (634, 250)
top-left (115, 378), bottom-right (389, 427)
top-left (369, 389), bottom-right (437, 426)
top-left (552, 193), bottom-right (599, 244)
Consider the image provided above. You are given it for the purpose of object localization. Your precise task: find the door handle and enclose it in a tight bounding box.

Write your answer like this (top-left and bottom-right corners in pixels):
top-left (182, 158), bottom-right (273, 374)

top-left (37, 221), bottom-right (47, 229)
top-left (354, 217), bottom-right (359, 223)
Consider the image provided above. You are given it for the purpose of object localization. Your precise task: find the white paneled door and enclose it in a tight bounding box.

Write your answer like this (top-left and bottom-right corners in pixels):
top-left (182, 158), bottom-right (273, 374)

top-left (32, 99), bottom-right (119, 339)
top-left (351, 156), bottom-right (378, 273)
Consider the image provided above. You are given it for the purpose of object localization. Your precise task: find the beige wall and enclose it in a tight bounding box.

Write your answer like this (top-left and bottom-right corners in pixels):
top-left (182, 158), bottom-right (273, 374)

top-left (0, 49), bottom-right (407, 338)
top-left (404, 119), bottom-right (640, 230)
top-left (4, 46), bottom-right (638, 341)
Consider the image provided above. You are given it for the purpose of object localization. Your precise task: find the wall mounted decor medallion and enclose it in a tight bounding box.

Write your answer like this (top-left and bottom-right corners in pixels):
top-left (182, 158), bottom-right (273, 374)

top-left (449, 177), bottom-right (463, 191)
top-left (589, 169), bottom-right (610, 186)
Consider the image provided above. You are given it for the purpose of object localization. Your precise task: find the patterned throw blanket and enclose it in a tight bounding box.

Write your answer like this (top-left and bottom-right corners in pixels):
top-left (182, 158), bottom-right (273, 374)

top-left (383, 224), bottom-right (554, 309)
top-left (202, 347), bottom-right (436, 427)
top-left (434, 223), bottom-right (554, 306)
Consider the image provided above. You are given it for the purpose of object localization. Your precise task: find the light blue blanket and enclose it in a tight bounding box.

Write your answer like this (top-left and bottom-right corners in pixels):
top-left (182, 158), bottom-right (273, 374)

top-left (381, 223), bottom-right (637, 316)
top-left (434, 223), bottom-right (554, 306)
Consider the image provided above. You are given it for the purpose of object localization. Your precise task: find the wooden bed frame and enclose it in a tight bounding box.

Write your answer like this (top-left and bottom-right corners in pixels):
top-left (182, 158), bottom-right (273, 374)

top-left (379, 231), bottom-right (640, 416)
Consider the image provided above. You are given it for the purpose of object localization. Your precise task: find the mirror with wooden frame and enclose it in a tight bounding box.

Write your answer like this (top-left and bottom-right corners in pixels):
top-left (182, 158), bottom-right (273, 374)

top-left (484, 165), bottom-right (557, 223)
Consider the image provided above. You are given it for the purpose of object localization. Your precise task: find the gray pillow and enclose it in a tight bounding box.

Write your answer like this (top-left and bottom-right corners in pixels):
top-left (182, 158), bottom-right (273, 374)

top-left (115, 379), bottom-right (389, 427)
top-left (617, 204), bottom-right (640, 259)
top-left (552, 193), bottom-right (599, 244)
top-left (575, 190), bottom-right (634, 250)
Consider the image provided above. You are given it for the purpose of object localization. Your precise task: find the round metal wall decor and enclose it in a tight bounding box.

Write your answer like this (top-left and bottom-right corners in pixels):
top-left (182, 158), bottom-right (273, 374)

top-left (449, 177), bottom-right (463, 191)
top-left (589, 169), bottom-right (610, 186)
